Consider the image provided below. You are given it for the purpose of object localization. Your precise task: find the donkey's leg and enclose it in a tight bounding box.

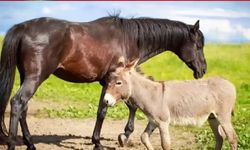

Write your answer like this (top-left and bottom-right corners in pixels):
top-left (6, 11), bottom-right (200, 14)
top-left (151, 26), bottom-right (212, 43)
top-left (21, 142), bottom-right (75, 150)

top-left (220, 123), bottom-right (237, 150)
top-left (141, 121), bottom-right (157, 150)
top-left (208, 118), bottom-right (223, 150)
top-left (8, 78), bottom-right (43, 150)
top-left (118, 101), bottom-right (137, 147)
top-left (158, 122), bottom-right (170, 150)
top-left (217, 113), bottom-right (237, 150)
top-left (92, 85), bottom-right (108, 150)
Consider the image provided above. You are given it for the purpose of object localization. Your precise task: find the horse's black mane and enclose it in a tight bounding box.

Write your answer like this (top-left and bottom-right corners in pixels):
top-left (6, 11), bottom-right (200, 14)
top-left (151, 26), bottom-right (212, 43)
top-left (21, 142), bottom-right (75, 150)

top-left (104, 15), bottom-right (194, 51)
top-left (96, 15), bottom-right (205, 60)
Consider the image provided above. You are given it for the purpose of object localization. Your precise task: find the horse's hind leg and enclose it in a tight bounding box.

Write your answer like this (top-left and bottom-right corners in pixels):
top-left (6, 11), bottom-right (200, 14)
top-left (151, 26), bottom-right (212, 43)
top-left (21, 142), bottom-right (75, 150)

top-left (20, 107), bottom-right (35, 150)
top-left (118, 101), bottom-right (137, 147)
top-left (17, 71), bottom-right (36, 150)
top-left (8, 78), bottom-right (43, 150)
top-left (208, 117), bottom-right (223, 150)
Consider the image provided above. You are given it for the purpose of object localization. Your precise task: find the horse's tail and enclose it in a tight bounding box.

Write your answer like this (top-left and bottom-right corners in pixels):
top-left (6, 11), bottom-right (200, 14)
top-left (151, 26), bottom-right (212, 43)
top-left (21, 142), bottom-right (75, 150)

top-left (0, 24), bottom-right (24, 136)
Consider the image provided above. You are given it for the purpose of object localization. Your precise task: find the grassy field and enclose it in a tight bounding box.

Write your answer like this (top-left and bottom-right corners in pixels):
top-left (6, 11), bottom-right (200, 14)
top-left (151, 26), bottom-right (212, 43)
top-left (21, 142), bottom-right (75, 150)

top-left (1, 36), bottom-right (250, 149)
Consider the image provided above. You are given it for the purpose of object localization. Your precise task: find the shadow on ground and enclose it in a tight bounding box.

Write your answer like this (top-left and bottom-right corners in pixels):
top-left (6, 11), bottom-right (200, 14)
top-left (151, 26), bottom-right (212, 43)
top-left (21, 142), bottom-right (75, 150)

top-left (0, 135), bottom-right (116, 150)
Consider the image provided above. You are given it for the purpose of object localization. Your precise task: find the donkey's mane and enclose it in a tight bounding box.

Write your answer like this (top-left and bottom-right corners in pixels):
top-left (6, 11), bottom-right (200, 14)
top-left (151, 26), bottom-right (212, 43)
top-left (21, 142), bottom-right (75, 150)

top-left (135, 67), bottom-right (155, 81)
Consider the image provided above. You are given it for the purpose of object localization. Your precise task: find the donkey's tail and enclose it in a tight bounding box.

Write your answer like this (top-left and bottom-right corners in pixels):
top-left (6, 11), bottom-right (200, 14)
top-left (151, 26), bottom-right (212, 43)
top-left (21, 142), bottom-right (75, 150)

top-left (0, 24), bottom-right (24, 136)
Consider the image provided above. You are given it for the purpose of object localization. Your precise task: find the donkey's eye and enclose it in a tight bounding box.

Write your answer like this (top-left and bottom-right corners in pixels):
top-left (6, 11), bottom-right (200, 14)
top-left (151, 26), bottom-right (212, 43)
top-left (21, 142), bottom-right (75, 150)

top-left (116, 81), bottom-right (122, 86)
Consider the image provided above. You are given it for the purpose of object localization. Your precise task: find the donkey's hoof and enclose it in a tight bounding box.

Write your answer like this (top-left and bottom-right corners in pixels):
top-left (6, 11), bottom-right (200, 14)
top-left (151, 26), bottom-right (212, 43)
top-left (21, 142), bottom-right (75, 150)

top-left (118, 133), bottom-right (128, 147)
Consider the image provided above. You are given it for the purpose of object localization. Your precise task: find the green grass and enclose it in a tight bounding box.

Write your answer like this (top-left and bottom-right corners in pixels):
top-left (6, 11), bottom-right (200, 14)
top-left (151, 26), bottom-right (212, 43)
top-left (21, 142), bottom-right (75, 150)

top-left (0, 36), bottom-right (2, 50)
top-left (1, 36), bottom-right (250, 149)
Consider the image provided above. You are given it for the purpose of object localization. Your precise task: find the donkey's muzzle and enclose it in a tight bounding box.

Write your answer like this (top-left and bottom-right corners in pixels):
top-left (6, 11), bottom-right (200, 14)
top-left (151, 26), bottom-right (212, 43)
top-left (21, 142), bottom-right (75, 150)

top-left (104, 93), bottom-right (116, 107)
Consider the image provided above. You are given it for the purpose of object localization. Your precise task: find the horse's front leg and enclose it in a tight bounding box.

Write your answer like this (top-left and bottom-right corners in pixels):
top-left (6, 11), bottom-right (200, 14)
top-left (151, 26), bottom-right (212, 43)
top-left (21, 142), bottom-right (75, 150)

top-left (141, 121), bottom-right (157, 150)
top-left (92, 86), bottom-right (108, 150)
top-left (118, 100), bottom-right (137, 147)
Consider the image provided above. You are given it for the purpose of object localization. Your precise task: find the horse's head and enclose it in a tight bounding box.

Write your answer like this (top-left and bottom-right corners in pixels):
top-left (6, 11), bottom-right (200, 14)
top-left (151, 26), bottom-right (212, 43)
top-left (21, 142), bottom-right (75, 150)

top-left (175, 20), bottom-right (207, 79)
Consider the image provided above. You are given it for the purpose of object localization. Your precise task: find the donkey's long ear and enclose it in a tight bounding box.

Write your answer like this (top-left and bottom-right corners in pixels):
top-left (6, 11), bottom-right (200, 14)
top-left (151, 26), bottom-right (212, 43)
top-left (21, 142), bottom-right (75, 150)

top-left (117, 56), bottom-right (125, 68)
top-left (126, 58), bottom-right (139, 71)
top-left (191, 20), bottom-right (200, 34)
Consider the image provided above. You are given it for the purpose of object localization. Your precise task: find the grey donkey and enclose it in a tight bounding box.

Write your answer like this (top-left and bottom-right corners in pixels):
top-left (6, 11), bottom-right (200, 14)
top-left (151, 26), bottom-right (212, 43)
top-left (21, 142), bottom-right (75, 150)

top-left (104, 58), bottom-right (237, 150)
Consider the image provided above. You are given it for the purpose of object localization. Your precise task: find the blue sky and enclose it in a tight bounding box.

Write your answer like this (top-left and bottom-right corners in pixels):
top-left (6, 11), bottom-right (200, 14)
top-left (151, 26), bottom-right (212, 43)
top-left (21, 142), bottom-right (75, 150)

top-left (0, 2), bottom-right (250, 43)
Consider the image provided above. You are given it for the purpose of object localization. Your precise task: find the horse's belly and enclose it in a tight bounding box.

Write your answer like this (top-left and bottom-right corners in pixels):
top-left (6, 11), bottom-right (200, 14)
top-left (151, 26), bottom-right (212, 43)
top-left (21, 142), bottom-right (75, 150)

top-left (54, 51), bottom-right (110, 83)
top-left (53, 67), bottom-right (100, 83)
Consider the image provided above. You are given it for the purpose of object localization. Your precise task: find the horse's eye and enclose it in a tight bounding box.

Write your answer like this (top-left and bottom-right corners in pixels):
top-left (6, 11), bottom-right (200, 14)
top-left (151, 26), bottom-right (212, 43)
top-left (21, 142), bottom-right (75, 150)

top-left (116, 81), bottom-right (122, 86)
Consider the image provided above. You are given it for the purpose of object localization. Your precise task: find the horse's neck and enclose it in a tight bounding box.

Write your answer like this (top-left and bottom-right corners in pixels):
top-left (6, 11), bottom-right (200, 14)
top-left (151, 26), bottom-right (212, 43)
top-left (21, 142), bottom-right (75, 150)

top-left (137, 37), bottom-right (177, 64)
top-left (123, 19), bottom-right (187, 63)
top-left (139, 48), bottom-right (168, 64)
top-left (129, 72), bottom-right (161, 109)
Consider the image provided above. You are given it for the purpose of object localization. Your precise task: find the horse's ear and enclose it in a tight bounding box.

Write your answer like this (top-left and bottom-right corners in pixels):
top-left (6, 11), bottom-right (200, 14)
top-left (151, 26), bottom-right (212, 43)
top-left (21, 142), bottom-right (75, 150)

top-left (191, 20), bottom-right (200, 33)
top-left (126, 58), bottom-right (139, 70)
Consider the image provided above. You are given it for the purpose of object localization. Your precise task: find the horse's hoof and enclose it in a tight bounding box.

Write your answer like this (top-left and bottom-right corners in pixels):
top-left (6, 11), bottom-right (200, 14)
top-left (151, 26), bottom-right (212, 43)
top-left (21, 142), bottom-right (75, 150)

top-left (93, 144), bottom-right (104, 150)
top-left (118, 133), bottom-right (128, 147)
top-left (7, 146), bottom-right (15, 150)
top-left (7, 142), bottom-right (15, 150)
top-left (27, 144), bottom-right (36, 150)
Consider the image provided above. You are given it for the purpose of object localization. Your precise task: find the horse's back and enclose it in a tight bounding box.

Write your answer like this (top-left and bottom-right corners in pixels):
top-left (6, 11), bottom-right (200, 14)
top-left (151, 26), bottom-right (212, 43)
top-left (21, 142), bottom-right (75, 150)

top-left (9, 17), bottom-right (124, 83)
top-left (17, 17), bottom-right (71, 51)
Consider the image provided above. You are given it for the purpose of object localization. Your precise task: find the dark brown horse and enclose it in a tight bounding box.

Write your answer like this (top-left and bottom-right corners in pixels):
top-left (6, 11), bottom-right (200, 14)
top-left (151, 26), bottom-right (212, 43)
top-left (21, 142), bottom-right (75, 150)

top-left (0, 16), bottom-right (206, 150)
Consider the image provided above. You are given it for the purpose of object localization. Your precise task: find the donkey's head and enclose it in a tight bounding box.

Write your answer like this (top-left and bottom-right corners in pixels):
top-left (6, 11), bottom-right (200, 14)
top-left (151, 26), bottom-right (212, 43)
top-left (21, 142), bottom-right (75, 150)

top-left (175, 20), bottom-right (207, 79)
top-left (104, 58), bottom-right (138, 107)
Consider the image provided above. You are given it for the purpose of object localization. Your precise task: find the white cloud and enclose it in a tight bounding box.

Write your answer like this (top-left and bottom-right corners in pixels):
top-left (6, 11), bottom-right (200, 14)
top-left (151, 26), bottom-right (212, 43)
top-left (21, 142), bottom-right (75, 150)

top-left (236, 25), bottom-right (250, 40)
top-left (197, 18), bottom-right (250, 42)
top-left (242, 30), bottom-right (250, 40)
top-left (58, 4), bottom-right (72, 11)
top-left (214, 8), bottom-right (225, 12)
top-left (41, 4), bottom-right (73, 16)
top-left (42, 7), bottom-right (52, 15)
top-left (114, 3), bottom-right (250, 19)
top-left (172, 8), bottom-right (250, 18)
top-left (201, 19), bottom-right (234, 34)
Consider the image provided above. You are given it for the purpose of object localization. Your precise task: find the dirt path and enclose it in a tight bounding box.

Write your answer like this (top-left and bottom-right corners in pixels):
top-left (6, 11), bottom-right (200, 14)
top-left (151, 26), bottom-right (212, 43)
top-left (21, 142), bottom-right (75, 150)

top-left (0, 101), bottom-right (197, 150)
